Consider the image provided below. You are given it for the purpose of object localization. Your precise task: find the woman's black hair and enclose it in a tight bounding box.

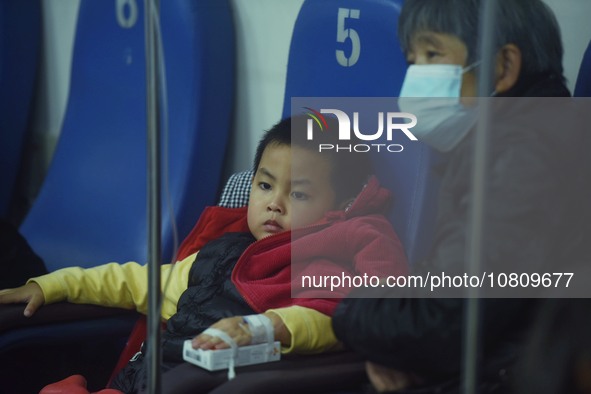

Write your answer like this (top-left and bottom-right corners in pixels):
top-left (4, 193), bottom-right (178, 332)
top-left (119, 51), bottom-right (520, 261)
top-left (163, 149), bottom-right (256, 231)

top-left (398, 0), bottom-right (565, 83)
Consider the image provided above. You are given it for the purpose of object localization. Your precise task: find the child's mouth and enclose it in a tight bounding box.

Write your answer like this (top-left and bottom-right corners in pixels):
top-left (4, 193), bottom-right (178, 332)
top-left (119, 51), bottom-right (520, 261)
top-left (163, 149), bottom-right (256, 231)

top-left (263, 220), bottom-right (283, 233)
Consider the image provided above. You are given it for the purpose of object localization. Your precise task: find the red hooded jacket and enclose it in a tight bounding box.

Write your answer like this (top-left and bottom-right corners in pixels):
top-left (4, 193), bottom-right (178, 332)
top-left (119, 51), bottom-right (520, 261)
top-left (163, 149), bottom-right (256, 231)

top-left (177, 176), bottom-right (408, 316)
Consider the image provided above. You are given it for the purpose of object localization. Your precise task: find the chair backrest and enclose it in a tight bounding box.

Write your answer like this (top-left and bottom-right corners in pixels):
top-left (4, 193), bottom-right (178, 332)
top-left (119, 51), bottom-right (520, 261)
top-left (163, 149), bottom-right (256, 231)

top-left (0, 0), bottom-right (41, 219)
top-left (575, 40), bottom-right (591, 97)
top-left (282, 0), bottom-right (439, 264)
top-left (20, 0), bottom-right (235, 271)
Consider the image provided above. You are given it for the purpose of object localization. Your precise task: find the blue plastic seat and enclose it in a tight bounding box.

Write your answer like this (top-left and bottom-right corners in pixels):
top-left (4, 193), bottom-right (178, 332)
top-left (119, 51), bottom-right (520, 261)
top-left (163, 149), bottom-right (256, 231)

top-left (574, 40), bottom-right (591, 97)
top-left (20, 0), bottom-right (235, 269)
top-left (0, 0), bottom-right (41, 220)
top-left (0, 0), bottom-right (235, 390)
top-left (283, 0), bottom-right (438, 265)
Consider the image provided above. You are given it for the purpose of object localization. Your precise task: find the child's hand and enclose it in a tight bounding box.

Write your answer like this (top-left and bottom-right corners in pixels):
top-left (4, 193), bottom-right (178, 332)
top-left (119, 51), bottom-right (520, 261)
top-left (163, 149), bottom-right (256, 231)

top-left (0, 282), bottom-right (46, 317)
top-left (191, 316), bottom-right (252, 350)
top-left (365, 361), bottom-right (424, 392)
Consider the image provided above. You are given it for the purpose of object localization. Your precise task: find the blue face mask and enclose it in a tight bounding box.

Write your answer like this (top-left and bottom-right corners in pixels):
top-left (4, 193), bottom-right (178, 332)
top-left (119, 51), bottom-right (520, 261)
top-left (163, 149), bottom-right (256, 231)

top-left (398, 62), bottom-right (480, 152)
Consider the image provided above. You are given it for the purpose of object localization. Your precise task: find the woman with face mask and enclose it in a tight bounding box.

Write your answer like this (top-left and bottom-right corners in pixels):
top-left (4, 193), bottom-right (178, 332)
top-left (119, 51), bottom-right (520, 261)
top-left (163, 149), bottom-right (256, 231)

top-left (332, 1), bottom-right (591, 393)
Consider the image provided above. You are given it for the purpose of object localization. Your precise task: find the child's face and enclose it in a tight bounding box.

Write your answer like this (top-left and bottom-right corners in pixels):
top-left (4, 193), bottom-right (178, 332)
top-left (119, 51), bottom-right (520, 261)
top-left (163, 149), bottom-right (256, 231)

top-left (247, 143), bottom-right (336, 240)
top-left (406, 31), bottom-right (477, 99)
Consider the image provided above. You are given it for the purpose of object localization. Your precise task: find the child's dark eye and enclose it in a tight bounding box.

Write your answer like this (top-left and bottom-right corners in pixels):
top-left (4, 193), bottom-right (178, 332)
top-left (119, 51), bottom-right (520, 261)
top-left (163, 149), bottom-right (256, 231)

top-left (426, 50), bottom-right (441, 59)
top-left (291, 191), bottom-right (309, 201)
top-left (258, 182), bottom-right (271, 191)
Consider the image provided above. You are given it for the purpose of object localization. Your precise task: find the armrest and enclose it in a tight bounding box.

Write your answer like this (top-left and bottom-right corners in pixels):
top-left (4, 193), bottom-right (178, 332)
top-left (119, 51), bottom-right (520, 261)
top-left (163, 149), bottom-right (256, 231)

top-left (159, 350), bottom-right (368, 394)
top-left (0, 302), bottom-right (138, 334)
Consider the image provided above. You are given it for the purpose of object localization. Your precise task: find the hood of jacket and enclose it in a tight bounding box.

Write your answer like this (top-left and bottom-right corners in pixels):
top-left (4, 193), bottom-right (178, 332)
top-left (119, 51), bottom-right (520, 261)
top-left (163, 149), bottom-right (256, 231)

top-left (176, 175), bottom-right (393, 260)
top-left (176, 175), bottom-right (406, 316)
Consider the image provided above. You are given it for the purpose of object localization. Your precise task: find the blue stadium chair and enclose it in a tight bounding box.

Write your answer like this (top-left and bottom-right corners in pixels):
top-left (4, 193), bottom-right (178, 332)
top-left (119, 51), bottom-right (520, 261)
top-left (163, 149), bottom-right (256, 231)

top-left (282, 0), bottom-right (438, 265)
top-left (0, 0), bottom-right (235, 391)
top-left (574, 40), bottom-right (591, 97)
top-left (0, 0), bottom-right (41, 220)
top-left (20, 0), bottom-right (234, 269)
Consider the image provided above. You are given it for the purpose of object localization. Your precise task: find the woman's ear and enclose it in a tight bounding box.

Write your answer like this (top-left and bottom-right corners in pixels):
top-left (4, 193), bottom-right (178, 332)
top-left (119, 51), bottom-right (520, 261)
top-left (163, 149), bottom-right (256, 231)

top-left (494, 43), bottom-right (522, 93)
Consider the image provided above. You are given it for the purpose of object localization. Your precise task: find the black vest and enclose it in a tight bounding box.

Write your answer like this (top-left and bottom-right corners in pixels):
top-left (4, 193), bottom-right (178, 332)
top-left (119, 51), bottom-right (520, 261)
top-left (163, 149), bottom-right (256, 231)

top-left (162, 232), bottom-right (256, 361)
top-left (111, 232), bottom-right (256, 393)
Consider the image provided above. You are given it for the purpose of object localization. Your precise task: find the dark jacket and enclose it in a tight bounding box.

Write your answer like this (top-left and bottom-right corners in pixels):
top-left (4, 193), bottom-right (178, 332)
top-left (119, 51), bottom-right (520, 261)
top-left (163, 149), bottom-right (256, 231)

top-left (332, 74), bottom-right (591, 392)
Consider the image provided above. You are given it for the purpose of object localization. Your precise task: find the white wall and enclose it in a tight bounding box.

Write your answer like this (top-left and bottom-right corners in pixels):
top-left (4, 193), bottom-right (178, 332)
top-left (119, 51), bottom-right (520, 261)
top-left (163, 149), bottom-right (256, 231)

top-left (33, 0), bottom-right (591, 180)
top-left (31, 0), bottom-right (79, 170)
top-left (225, 0), bottom-right (304, 175)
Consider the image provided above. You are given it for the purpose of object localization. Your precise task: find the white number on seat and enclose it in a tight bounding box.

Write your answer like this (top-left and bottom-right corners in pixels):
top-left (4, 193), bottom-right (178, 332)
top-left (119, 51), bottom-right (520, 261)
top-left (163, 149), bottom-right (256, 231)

top-left (116, 0), bottom-right (138, 29)
top-left (336, 8), bottom-right (361, 67)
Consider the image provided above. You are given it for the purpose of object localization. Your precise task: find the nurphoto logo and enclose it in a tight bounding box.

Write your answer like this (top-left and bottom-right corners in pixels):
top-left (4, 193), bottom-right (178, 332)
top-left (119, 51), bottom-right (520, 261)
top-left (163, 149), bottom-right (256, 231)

top-left (304, 107), bottom-right (418, 153)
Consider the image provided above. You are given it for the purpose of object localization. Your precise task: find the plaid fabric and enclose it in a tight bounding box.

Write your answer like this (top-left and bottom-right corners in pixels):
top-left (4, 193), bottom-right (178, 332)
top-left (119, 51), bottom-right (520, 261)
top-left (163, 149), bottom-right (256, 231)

top-left (218, 171), bottom-right (253, 208)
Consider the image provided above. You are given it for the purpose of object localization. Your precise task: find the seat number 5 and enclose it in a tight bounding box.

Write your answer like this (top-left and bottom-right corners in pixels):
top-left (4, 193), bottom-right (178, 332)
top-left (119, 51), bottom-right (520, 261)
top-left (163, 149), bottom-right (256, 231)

top-left (336, 8), bottom-right (361, 67)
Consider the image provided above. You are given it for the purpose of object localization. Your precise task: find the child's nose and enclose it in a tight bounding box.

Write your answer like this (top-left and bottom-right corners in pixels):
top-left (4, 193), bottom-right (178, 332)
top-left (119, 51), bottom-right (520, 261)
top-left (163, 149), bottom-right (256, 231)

top-left (267, 200), bottom-right (285, 214)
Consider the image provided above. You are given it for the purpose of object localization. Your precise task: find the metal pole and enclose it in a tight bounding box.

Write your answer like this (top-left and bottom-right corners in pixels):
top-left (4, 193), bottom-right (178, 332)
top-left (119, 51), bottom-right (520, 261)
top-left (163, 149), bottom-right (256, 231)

top-left (462, 1), bottom-right (497, 393)
top-left (145, 0), bottom-right (162, 392)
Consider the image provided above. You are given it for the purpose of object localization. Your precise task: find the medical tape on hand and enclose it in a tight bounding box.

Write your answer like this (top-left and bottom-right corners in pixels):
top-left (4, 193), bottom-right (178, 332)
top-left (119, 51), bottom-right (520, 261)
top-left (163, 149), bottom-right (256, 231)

top-left (202, 327), bottom-right (237, 380)
top-left (242, 314), bottom-right (274, 346)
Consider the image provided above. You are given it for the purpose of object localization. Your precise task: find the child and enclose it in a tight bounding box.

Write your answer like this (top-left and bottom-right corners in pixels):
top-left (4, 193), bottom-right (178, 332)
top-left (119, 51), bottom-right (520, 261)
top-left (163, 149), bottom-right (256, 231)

top-left (0, 114), bottom-right (408, 393)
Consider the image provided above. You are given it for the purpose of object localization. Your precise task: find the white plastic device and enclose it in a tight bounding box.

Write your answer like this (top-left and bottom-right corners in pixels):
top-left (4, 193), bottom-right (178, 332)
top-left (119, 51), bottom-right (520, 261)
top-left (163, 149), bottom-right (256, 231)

top-left (182, 340), bottom-right (281, 371)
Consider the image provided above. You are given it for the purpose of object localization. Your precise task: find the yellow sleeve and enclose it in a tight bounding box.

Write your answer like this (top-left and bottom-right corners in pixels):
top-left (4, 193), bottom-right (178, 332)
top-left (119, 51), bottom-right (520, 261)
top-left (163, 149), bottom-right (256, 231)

top-left (266, 305), bottom-right (343, 354)
top-left (28, 252), bottom-right (197, 320)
